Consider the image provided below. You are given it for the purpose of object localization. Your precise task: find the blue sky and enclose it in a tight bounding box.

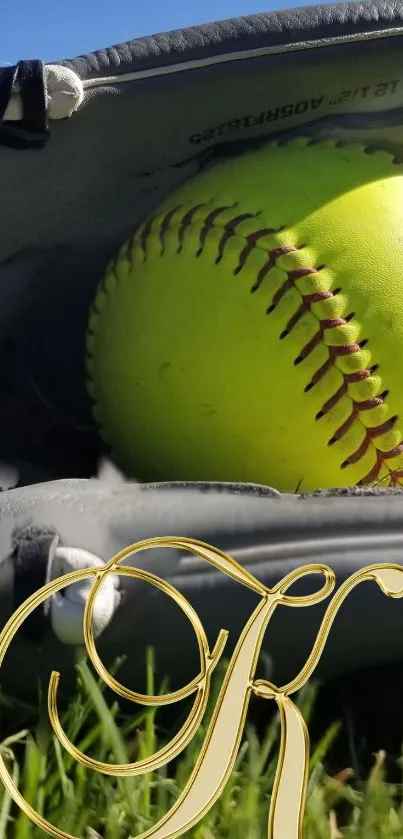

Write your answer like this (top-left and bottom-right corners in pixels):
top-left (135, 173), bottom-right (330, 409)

top-left (2, 0), bottom-right (320, 65)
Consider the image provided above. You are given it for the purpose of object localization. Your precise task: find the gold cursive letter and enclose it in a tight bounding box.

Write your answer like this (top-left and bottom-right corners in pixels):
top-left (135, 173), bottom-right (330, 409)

top-left (0, 537), bottom-right (402, 839)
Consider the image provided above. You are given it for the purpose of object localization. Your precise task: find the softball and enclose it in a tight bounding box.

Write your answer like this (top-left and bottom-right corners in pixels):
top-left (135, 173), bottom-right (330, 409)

top-left (86, 138), bottom-right (403, 492)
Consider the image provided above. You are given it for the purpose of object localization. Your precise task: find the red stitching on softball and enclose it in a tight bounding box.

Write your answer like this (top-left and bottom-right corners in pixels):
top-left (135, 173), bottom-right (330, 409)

top-left (132, 203), bottom-right (403, 486)
top-left (197, 206), bottom-right (237, 255)
top-left (340, 419), bottom-right (400, 465)
top-left (140, 215), bottom-right (156, 258)
top-left (358, 445), bottom-right (403, 485)
top-left (236, 227), bottom-right (285, 274)
top-left (178, 204), bottom-right (206, 250)
top-left (265, 261), bottom-right (402, 483)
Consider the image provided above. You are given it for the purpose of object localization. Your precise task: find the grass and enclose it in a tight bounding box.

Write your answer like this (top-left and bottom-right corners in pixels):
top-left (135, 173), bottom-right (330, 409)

top-left (0, 650), bottom-right (403, 838)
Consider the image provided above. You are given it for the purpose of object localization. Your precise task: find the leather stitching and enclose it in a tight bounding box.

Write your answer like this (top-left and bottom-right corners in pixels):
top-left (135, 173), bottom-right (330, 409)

top-left (87, 189), bottom-right (403, 488)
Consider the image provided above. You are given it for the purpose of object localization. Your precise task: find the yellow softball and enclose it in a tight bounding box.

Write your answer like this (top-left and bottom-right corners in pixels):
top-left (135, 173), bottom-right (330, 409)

top-left (85, 138), bottom-right (403, 492)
